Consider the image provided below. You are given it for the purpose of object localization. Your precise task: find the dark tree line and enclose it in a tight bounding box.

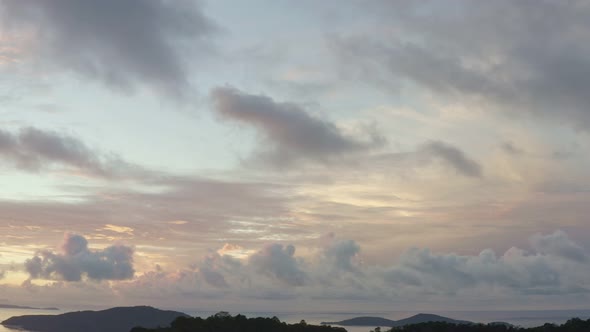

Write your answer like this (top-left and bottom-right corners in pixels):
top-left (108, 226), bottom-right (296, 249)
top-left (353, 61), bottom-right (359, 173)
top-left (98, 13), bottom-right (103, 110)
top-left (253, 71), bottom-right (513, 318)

top-left (131, 313), bottom-right (590, 332)
top-left (387, 318), bottom-right (590, 332)
top-left (130, 312), bottom-right (347, 332)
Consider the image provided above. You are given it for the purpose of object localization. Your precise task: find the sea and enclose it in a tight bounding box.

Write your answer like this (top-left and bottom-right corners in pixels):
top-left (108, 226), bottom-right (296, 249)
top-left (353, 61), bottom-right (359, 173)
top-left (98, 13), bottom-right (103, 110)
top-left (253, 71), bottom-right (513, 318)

top-left (1, 308), bottom-right (590, 332)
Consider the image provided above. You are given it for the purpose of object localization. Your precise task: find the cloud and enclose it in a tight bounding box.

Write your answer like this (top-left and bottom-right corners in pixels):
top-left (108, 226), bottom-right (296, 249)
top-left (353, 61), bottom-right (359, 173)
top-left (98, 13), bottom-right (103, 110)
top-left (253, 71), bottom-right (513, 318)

top-left (383, 231), bottom-right (590, 295)
top-left (331, 0), bottom-right (590, 129)
top-left (0, 176), bottom-right (293, 269)
top-left (501, 141), bottom-right (525, 156)
top-left (67, 230), bottom-right (589, 309)
top-left (419, 141), bottom-right (482, 177)
top-left (248, 243), bottom-right (306, 286)
top-left (0, 127), bottom-right (145, 179)
top-left (24, 233), bottom-right (134, 281)
top-left (210, 86), bottom-right (384, 166)
top-left (0, 0), bottom-right (215, 97)
top-left (196, 251), bottom-right (243, 289)
top-left (322, 239), bottom-right (361, 273)
top-left (375, 140), bottom-right (482, 178)
top-left (531, 230), bottom-right (588, 263)
top-left (384, 248), bottom-right (476, 292)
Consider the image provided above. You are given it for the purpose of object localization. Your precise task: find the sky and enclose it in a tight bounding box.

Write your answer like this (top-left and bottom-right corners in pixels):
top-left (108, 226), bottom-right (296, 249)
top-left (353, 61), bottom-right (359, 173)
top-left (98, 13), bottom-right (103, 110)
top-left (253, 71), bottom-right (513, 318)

top-left (1, 0), bottom-right (590, 312)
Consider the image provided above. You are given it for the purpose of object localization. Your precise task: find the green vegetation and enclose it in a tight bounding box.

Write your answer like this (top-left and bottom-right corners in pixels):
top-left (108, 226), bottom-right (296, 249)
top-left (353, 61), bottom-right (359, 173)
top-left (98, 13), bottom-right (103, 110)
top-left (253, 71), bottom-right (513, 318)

top-left (130, 312), bottom-right (347, 332)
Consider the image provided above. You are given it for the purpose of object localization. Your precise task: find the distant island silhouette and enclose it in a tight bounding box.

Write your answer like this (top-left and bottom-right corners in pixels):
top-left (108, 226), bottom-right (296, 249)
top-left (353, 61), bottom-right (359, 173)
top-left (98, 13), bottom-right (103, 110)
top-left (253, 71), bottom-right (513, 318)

top-left (1, 306), bottom-right (188, 332)
top-left (0, 304), bottom-right (59, 310)
top-left (321, 313), bottom-right (472, 327)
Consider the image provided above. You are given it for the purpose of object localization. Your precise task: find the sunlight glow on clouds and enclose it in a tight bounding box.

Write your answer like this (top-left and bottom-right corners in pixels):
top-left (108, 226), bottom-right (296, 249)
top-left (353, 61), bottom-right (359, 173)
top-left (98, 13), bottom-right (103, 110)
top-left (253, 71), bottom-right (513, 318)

top-left (24, 233), bottom-right (134, 282)
top-left (3, 230), bottom-right (588, 310)
top-left (0, 0), bottom-right (590, 311)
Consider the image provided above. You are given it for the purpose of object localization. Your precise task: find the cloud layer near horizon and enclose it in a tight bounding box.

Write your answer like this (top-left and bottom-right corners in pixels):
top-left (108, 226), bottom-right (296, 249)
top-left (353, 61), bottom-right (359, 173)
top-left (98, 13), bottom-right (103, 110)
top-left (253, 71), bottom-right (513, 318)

top-left (170, 230), bottom-right (590, 299)
top-left (12, 230), bottom-right (590, 308)
top-left (4, 231), bottom-right (590, 305)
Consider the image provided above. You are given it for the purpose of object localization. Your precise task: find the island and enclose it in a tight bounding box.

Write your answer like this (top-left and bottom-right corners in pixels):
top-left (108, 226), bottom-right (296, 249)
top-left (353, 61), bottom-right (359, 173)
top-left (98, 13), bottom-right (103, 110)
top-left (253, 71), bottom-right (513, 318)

top-left (0, 304), bottom-right (59, 310)
top-left (1, 306), bottom-right (188, 332)
top-left (321, 313), bottom-right (472, 327)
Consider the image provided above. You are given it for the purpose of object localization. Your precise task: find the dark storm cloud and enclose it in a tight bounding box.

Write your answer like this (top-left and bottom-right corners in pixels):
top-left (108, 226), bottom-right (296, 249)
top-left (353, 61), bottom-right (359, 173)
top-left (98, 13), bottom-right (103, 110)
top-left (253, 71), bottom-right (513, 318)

top-left (332, 0), bottom-right (590, 129)
top-left (210, 87), bottom-right (384, 166)
top-left (0, 127), bottom-right (143, 179)
top-left (25, 233), bottom-right (134, 281)
top-left (0, 0), bottom-right (215, 97)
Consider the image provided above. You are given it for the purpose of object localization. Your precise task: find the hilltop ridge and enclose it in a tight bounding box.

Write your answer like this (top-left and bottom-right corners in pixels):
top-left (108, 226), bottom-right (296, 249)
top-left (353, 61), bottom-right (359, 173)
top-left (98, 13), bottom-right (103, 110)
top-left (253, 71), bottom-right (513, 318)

top-left (321, 313), bottom-right (472, 327)
top-left (2, 305), bottom-right (188, 332)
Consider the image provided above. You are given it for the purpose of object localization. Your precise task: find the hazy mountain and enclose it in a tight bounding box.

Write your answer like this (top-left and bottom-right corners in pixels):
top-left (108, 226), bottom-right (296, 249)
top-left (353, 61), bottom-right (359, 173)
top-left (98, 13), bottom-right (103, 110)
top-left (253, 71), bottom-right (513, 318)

top-left (1, 306), bottom-right (188, 332)
top-left (322, 313), bottom-right (472, 327)
top-left (394, 313), bottom-right (472, 326)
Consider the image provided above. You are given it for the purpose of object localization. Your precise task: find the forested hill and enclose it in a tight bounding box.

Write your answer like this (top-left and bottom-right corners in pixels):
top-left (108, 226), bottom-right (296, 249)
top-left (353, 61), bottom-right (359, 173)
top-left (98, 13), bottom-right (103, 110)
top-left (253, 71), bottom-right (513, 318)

top-left (130, 312), bottom-right (347, 332)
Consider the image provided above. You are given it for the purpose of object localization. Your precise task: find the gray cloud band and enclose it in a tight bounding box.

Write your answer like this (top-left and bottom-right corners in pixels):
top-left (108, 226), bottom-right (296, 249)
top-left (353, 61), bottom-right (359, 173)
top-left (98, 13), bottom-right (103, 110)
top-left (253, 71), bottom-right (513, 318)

top-left (331, 0), bottom-right (590, 130)
top-left (0, 0), bottom-right (215, 97)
